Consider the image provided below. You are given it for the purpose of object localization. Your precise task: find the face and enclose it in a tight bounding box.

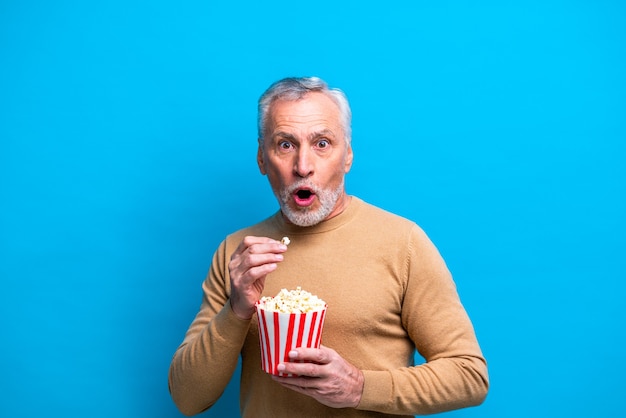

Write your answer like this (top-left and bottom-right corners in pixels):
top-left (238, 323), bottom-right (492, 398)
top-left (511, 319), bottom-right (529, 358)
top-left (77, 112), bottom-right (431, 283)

top-left (257, 92), bottom-right (353, 226)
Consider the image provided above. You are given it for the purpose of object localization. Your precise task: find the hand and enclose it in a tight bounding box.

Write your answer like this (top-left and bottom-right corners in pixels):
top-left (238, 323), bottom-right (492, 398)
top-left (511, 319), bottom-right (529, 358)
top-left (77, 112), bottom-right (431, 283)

top-left (271, 345), bottom-right (364, 409)
top-left (228, 236), bottom-right (287, 320)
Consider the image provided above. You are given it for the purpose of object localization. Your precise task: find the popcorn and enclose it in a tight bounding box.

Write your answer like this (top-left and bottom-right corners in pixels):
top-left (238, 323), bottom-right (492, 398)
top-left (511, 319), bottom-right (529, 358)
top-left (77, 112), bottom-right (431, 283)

top-left (255, 287), bottom-right (327, 376)
top-left (257, 287), bottom-right (326, 314)
top-left (280, 236), bottom-right (290, 246)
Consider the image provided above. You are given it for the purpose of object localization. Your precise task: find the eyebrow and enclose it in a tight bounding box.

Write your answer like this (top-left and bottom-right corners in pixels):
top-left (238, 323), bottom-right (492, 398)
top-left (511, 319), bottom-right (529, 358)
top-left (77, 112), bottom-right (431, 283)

top-left (272, 131), bottom-right (296, 141)
top-left (272, 129), bottom-right (336, 142)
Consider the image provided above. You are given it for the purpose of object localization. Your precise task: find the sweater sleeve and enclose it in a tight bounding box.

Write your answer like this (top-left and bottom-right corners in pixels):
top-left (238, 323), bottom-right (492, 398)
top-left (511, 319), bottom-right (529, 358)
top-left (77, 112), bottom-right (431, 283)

top-left (168, 239), bottom-right (250, 416)
top-left (357, 225), bottom-right (489, 415)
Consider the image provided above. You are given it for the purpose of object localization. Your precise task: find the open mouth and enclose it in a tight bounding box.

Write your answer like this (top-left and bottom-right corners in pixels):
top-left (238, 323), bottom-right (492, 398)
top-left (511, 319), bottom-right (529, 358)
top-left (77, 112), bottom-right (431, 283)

top-left (293, 188), bottom-right (316, 206)
top-left (296, 189), bottom-right (312, 199)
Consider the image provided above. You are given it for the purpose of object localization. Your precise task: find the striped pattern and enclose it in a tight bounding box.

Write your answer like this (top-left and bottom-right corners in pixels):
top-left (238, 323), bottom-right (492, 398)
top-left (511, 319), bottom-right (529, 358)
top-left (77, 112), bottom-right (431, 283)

top-left (256, 305), bottom-right (327, 376)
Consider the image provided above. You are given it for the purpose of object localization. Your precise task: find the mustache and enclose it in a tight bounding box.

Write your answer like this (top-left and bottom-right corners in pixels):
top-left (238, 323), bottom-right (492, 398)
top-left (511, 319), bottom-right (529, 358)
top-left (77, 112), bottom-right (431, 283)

top-left (286, 180), bottom-right (319, 195)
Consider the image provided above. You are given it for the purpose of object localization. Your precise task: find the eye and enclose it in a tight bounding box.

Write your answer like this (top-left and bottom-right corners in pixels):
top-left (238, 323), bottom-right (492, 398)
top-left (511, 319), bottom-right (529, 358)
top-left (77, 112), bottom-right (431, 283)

top-left (317, 139), bottom-right (330, 149)
top-left (278, 140), bottom-right (293, 150)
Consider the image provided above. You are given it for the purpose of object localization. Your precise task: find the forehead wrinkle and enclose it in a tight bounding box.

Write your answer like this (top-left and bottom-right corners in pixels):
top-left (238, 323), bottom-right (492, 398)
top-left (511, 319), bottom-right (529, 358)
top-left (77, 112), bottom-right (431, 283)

top-left (308, 128), bottom-right (335, 141)
top-left (273, 131), bottom-right (297, 140)
top-left (270, 128), bottom-right (337, 144)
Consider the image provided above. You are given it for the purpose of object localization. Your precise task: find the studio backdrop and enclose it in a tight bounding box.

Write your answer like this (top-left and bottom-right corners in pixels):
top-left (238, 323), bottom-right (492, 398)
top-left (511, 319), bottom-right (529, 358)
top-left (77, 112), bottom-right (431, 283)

top-left (1, 1), bottom-right (624, 417)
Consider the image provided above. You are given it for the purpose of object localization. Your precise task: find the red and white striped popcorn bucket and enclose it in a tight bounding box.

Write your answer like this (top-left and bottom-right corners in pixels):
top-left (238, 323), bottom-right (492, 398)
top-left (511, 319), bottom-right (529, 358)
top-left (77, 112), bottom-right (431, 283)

top-left (255, 303), bottom-right (327, 376)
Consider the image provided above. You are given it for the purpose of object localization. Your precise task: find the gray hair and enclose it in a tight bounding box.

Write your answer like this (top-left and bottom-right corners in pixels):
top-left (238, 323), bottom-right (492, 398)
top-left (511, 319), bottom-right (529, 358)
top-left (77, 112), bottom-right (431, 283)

top-left (257, 77), bottom-right (352, 144)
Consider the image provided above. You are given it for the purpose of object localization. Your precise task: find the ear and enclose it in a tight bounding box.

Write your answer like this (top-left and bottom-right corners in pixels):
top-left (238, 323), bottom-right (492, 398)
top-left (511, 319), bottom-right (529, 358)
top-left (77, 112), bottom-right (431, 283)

top-left (257, 140), bottom-right (267, 175)
top-left (344, 143), bottom-right (354, 173)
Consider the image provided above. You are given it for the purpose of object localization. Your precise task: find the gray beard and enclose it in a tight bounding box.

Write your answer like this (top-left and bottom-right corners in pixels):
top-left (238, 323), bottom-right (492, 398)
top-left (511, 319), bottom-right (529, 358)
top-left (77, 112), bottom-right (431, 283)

top-left (276, 179), bottom-right (344, 227)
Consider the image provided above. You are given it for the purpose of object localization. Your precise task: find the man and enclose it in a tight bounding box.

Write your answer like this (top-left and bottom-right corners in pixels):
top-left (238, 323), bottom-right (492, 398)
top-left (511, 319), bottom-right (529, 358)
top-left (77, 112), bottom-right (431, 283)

top-left (169, 77), bottom-right (489, 417)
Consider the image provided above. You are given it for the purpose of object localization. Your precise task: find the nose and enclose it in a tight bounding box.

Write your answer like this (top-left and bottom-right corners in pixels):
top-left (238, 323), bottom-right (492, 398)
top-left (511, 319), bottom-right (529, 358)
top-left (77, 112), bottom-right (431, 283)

top-left (294, 147), bottom-right (314, 178)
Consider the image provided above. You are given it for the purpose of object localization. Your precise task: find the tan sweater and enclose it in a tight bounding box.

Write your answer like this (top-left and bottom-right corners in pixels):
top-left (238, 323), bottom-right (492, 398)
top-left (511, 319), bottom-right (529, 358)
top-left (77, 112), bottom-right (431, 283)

top-left (169, 197), bottom-right (488, 417)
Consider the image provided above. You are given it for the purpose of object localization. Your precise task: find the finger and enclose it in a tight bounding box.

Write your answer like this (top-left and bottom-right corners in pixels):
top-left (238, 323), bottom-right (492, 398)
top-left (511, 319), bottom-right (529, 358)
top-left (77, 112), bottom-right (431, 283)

top-left (230, 236), bottom-right (280, 260)
top-left (229, 238), bottom-right (287, 279)
top-left (242, 236), bottom-right (287, 253)
top-left (232, 253), bottom-right (283, 285)
top-left (246, 242), bottom-right (288, 258)
top-left (244, 262), bottom-right (279, 284)
top-left (242, 235), bottom-right (279, 247)
top-left (277, 359), bottom-right (323, 378)
top-left (240, 251), bottom-right (284, 270)
top-left (289, 347), bottom-right (332, 365)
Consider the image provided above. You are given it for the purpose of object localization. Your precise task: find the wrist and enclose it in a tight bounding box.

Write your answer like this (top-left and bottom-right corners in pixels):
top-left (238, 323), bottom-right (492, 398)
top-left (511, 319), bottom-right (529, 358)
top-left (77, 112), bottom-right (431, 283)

top-left (352, 369), bottom-right (365, 407)
top-left (229, 299), bottom-right (254, 320)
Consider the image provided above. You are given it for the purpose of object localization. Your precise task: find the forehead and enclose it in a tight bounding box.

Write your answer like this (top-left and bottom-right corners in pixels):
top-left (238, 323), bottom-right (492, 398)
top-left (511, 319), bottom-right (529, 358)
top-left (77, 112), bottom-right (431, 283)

top-left (267, 92), bottom-right (342, 133)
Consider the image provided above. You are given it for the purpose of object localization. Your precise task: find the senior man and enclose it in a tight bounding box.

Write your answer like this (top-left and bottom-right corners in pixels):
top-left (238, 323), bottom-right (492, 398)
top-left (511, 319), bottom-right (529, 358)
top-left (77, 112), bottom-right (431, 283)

top-left (169, 76), bottom-right (489, 417)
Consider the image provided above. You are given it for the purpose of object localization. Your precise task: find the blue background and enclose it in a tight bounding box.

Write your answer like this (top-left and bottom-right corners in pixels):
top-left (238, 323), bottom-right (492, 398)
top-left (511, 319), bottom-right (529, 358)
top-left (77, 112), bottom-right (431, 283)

top-left (1, 1), bottom-right (624, 417)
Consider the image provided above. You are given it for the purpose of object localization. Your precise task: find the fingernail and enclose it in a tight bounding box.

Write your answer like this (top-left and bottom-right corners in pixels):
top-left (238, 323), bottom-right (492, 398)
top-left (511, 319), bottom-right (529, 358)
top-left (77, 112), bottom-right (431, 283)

top-left (277, 364), bottom-right (286, 371)
top-left (288, 350), bottom-right (298, 359)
